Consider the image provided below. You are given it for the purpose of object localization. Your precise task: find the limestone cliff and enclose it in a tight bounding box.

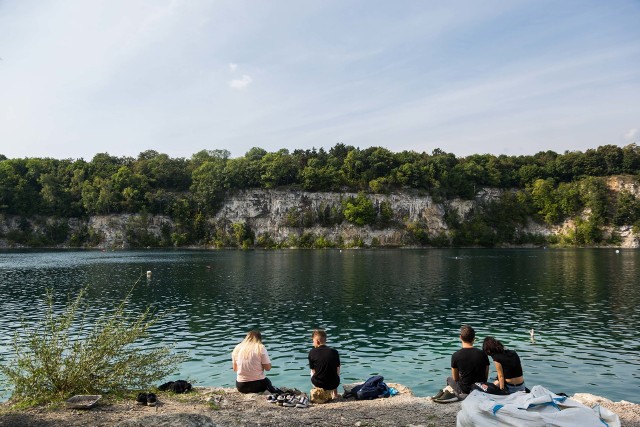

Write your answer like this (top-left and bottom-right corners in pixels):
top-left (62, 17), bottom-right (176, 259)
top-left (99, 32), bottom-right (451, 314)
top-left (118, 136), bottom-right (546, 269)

top-left (1, 181), bottom-right (638, 249)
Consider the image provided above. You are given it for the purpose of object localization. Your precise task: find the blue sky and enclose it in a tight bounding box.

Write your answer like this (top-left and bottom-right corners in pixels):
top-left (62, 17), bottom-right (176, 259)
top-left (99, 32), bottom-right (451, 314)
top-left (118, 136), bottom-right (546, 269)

top-left (1, 0), bottom-right (639, 160)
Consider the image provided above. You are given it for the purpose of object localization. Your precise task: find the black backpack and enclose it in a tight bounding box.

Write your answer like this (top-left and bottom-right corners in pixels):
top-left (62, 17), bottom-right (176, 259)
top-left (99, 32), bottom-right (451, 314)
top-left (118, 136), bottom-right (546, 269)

top-left (350, 375), bottom-right (391, 400)
top-left (158, 380), bottom-right (192, 393)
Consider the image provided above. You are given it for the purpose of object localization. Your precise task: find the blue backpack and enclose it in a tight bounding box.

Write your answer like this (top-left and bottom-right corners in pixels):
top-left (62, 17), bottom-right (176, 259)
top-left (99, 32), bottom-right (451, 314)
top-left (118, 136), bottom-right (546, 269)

top-left (351, 375), bottom-right (391, 400)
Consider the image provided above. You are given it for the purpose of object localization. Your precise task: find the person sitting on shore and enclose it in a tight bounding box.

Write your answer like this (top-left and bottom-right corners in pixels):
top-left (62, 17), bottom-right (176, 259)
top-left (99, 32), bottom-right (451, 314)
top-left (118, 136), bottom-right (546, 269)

top-left (482, 336), bottom-right (526, 394)
top-left (232, 330), bottom-right (280, 394)
top-left (308, 329), bottom-right (341, 403)
top-left (432, 325), bottom-right (490, 403)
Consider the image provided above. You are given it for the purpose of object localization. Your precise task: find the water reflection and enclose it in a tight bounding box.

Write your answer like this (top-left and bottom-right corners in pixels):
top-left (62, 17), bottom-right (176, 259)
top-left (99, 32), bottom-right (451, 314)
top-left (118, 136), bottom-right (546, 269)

top-left (0, 249), bottom-right (638, 402)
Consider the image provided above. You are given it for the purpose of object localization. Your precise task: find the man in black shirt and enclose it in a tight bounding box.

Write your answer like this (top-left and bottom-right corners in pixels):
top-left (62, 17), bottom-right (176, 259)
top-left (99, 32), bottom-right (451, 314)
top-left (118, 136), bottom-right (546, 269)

top-left (433, 325), bottom-right (489, 403)
top-left (308, 329), bottom-right (340, 403)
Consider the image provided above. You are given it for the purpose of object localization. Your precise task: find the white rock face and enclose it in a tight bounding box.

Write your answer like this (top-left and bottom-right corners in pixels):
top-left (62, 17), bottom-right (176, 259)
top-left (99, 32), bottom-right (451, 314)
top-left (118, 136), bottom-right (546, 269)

top-left (0, 180), bottom-right (638, 248)
top-left (212, 189), bottom-right (450, 245)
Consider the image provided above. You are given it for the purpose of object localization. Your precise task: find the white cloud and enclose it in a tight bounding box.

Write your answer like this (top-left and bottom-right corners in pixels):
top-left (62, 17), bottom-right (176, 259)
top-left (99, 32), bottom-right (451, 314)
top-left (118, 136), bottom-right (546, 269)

top-left (623, 128), bottom-right (639, 143)
top-left (229, 75), bottom-right (253, 89)
top-left (229, 63), bottom-right (238, 72)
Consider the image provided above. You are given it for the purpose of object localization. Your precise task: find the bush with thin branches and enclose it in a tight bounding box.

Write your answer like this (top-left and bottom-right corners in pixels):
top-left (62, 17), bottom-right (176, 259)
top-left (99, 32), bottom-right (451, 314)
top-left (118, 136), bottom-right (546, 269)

top-left (1, 284), bottom-right (186, 406)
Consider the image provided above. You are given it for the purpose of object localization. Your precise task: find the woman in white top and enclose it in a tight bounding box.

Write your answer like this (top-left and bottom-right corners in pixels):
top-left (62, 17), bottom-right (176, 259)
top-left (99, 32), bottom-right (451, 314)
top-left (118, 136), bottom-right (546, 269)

top-left (232, 330), bottom-right (279, 393)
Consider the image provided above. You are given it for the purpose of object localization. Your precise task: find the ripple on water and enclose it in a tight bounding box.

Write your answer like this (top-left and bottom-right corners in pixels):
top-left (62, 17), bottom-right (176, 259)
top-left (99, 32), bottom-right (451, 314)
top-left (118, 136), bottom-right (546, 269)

top-left (0, 249), bottom-right (639, 402)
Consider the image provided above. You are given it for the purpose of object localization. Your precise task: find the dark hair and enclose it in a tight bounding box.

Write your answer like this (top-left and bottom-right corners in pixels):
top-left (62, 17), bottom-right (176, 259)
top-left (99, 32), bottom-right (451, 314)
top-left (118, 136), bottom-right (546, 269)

top-left (312, 329), bottom-right (327, 343)
top-left (482, 336), bottom-right (505, 356)
top-left (460, 325), bottom-right (476, 343)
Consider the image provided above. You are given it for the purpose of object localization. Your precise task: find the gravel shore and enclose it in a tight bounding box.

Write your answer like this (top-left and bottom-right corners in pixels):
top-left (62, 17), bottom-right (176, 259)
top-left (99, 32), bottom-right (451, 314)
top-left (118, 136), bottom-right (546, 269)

top-left (1, 384), bottom-right (638, 427)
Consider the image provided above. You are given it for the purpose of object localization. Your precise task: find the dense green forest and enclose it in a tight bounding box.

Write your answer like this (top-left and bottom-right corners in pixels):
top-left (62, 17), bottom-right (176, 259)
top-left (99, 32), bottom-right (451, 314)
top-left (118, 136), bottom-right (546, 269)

top-left (1, 143), bottom-right (640, 248)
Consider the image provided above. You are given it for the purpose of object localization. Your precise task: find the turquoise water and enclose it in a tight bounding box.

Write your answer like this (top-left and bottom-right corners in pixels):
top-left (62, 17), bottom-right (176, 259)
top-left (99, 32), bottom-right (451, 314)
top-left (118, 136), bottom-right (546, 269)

top-left (0, 249), bottom-right (638, 403)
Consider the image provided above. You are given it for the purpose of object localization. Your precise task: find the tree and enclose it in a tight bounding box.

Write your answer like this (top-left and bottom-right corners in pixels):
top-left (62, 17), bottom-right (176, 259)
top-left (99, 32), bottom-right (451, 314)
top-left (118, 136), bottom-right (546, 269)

top-left (259, 149), bottom-right (298, 188)
top-left (1, 286), bottom-right (185, 406)
top-left (579, 177), bottom-right (610, 223)
top-left (614, 191), bottom-right (640, 226)
top-left (112, 166), bottom-right (149, 212)
top-left (224, 157), bottom-right (261, 189)
top-left (191, 160), bottom-right (226, 213)
top-left (343, 193), bottom-right (375, 226)
top-left (530, 178), bottom-right (561, 224)
top-left (0, 160), bottom-right (19, 212)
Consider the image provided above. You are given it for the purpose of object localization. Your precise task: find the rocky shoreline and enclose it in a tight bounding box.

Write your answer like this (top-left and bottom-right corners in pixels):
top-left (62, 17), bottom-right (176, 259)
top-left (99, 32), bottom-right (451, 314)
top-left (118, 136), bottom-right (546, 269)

top-left (1, 385), bottom-right (638, 427)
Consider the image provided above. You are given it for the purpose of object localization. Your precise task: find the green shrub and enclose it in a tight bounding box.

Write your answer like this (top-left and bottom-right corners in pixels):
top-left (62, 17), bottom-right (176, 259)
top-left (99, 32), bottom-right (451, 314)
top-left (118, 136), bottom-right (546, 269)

top-left (314, 235), bottom-right (334, 248)
top-left (343, 193), bottom-right (375, 226)
top-left (1, 286), bottom-right (186, 407)
top-left (256, 233), bottom-right (277, 248)
top-left (232, 222), bottom-right (254, 247)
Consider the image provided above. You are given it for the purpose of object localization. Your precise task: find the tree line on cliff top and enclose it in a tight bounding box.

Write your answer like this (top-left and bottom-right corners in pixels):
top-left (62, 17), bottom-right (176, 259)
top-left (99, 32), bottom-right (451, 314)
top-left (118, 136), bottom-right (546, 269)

top-left (1, 143), bottom-right (640, 247)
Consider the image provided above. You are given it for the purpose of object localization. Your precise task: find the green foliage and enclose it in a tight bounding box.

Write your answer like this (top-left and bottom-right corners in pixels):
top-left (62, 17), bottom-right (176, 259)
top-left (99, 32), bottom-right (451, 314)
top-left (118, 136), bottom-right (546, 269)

top-left (530, 178), bottom-right (561, 224)
top-left (451, 215), bottom-right (498, 247)
top-left (260, 149), bottom-right (298, 188)
top-left (314, 235), bottom-right (335, 248)
top-left (562, 217), bottom-right (603, 245)
top-left (315, 203), bottom-right (343, 226)
top-left (283, 207), bottom-right (314, 228)
top-left (346, 236), bottom-right (365, 248)
top-left (2, 144), bottom-right (640, 249)
top-left (343, 193), bottom-right (375, 226)
top-left (232, 222), bottom-right (254, 248)
top-left (1, 286), bottom-right (186, 407)
top-left (190, 160), bottom-right (227, 214)
top-left (69, 225), bottom-right (104, 247)
top-left (614, 190), bottom-right (640, 225)
top-left (578, 177), bottom-right (610, 223)
top-left (125, 214), bottom-right (160, 247)
top-left (377, 200), bottom-right (394, 226)
top-left (255, 233), bottom-right (277, 248)
top-left (406, 221), bottom-right (430, 245)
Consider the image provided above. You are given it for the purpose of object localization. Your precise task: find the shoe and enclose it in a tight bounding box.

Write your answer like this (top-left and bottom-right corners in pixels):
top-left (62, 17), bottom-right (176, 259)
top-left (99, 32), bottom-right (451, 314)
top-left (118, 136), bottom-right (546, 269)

top-left (136, 393), bottom-right (148, 405)
top-left (276, 394), bottom-right (287, 406)
top-left (296, 395), bottom-right (309, 408)
top-left (282, 396), bottom-right (298, 407)
top-left (431, 389), bottom-right (445, 400)
top-left (267, 394), bottom-right (279, 403)
top-left (146, 393), bottom-right (157, 407)
top-left (434, 390), bottom-right (459, 403)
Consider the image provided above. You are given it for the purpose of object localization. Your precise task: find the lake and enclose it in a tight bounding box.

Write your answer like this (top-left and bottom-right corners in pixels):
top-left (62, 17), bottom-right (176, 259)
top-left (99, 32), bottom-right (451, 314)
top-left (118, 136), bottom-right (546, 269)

top-left (0, 248), bottom-right (638, 403)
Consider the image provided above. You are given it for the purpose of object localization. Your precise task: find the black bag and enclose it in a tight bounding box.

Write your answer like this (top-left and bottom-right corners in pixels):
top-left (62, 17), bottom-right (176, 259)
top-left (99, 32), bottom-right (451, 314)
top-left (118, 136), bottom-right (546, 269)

top-left (349, 375), bottom-right (391, 400)
top-left (472, 382), bottom-right (508, 395)
top-left (158, 380), bottom-right (192, 393)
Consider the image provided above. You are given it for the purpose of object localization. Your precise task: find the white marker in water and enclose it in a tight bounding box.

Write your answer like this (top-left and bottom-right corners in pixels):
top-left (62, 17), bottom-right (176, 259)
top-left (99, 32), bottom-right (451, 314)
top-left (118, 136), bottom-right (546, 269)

top-left (530, 328), bottom-right (535, 341)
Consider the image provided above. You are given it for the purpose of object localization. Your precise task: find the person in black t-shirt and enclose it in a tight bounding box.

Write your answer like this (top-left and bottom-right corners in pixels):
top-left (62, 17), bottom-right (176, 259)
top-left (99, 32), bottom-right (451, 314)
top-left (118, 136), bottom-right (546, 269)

top-left (432, 325), bottom-right (489, 403)
top-left (308, 329), bottom-right (340, 403)
top-left (482, 336), bottom-right (526, 394)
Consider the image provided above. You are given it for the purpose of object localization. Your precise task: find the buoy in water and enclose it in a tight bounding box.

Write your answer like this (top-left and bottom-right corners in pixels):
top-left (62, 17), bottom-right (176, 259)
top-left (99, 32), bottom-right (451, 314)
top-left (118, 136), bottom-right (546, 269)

top-left (616, 249), bottom-right (620, 254)
top-left (530, 328), bottom-right (535, 342)
top-left (146, 270), bottom-right (152, 278)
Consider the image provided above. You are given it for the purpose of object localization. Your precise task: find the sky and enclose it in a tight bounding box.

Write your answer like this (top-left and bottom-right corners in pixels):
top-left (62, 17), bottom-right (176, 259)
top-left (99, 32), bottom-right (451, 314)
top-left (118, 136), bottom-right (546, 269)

top-left (1, 0), bottom-right (639, 161)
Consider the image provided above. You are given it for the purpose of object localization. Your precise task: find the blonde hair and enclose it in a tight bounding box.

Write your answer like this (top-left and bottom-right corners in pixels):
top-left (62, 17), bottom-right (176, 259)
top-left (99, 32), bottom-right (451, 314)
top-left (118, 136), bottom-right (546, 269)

top-left (233, 330), bottom-right (265, 360)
